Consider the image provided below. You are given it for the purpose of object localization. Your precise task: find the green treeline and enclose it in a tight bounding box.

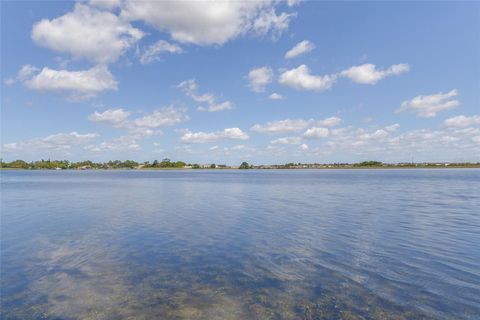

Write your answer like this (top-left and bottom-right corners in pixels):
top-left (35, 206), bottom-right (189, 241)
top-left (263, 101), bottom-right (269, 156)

top-left (1, 159), bottom-right (479, 170)
top-left (1, 158), bottom-right (185, 170)
top-left (353, 161), bottom-right (384, 167)
top-left (0, 159), bottom-right (138, 169)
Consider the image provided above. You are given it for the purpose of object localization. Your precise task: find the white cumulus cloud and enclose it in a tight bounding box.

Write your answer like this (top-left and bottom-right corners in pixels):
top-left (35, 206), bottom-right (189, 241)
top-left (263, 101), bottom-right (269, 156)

top-left (181, 128), bottom-right (249, 143)
top-left (247, 66), bottom-right (273, 92)
top-left (121, 1), bottom-right (295, 46)
top-left (341, 63), bottom-right (409, 85)
top-left (303, 127), bottom-right (329, 139)
top-left (444, 115), bottom-right (480, 128)
top-left (178, 79), bottom-right (233, 112)
top-left (279, 62), bottom-right (409, 92)
top-left (32, 3), bottom-right (144, 64)
top-left (385, 123), bottom-right (400, 132)
top-left (268, 93), bottom-right (285, 100)
top-left (397, 89), bottom-right (460, 118)
top-left (278, 65), bottom-right (337, 91)
top-left (88, 108), bottom-right (131, 127)
top-left (88, 0), bottom-right (121, 10)
top-left (133, 107), bottom-right (189, 128)
top-left (252, 117), bottom-right (339, 134)
top-left (285, 40), bottom-right (315, 59)
top-left (252, 7), bottom-right (294, 39)
top-left (271, 136), bottom-right (302, 145)
top-left (24, 64), bottom-right (118, 100)
top-left (89, 106), bottom-right (188, 138)
top-left (85, 135), bottom-right (141, 152)
top-left (139, 40), bottom-right (183, 64)
top-left (4, 64), bottom-right (40, 85)
top-left (251, 119), bottom-right (309, 133)
top-left (316, 116), bottom-right (342, 127)
top-left (299, 143), bottom-right (309, 150)
top-left (197, 101), bottom-right (233, 112)
top-left (2, 132), bottom-right (97, 153)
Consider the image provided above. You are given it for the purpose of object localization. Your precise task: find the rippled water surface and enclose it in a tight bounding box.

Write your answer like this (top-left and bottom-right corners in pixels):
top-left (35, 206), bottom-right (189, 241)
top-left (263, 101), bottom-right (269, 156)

top-left (1, 169), bottom-right (479, 319)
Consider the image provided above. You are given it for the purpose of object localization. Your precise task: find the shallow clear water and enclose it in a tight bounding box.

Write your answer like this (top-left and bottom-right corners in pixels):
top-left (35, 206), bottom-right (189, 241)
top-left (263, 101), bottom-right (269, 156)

top-left (1, 169), bottom-right (479, 319)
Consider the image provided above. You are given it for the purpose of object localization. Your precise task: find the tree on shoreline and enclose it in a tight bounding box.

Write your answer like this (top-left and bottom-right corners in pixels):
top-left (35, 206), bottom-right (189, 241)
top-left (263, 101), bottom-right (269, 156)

top-left (239, 161), bottom-right (252, 169)
top-left (353, 161), bottom-right (383, 167)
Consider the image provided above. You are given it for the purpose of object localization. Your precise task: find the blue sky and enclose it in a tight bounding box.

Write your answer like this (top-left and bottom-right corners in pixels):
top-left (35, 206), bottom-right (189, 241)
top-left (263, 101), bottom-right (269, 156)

top-left (1, 0), bottom-right (479, 164)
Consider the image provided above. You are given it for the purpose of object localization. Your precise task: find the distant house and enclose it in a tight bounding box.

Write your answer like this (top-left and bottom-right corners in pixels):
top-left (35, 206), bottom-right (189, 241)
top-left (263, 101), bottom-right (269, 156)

top-left (79, 165), bottom-right (92, 170)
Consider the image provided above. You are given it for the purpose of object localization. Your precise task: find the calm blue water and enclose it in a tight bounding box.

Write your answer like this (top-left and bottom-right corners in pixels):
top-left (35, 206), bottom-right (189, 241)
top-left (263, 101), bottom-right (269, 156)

top-left (1, 169), bottom-right (479, 319)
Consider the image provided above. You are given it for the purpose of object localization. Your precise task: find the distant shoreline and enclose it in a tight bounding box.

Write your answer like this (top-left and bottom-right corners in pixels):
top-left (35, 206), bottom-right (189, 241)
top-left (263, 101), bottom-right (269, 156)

top-left (2, 159), bottom-right (479, 170)
top-left (2, 166), bottom-right (480, 171)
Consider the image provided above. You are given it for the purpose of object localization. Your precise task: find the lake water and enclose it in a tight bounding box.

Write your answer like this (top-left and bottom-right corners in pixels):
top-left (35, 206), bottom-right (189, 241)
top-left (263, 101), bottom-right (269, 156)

top-left (1, 169), bottom-right (479, 319)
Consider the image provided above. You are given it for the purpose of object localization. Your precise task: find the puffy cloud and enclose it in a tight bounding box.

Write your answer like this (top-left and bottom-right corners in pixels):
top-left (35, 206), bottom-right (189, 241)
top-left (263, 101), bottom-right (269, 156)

top-left (444, 115), bottom-right (480, 128)
top-left (252, 8), bottom-right (294, 39)
top-left (270, 136), bottom-right (302, 145)
top-left (397, 89), bottom-right (459, 118)
top-left (270, 121), bottom-right (480, 160)
top-left (32, 3), bottom-right (144, 64)
top-left (4, 64), bottom-right (40, 85)
top-left (178, 79), bottom-right (213, 103)
top-left (23, 64), bottom-right (117, 100)
top-left (316, 116), bottom-right (342, 127)
top-left (178, 79), bottom-right (232, 112)
top-left (88, 0), bottom-right (121, 10)
top-left (247, 66), bottom-right (273, 92)
top-left (389, 129), bottom-right (450, 148)
top-left (251, 119), bottom-right (309, 133)
top-left (278, 65), bottom-right (337, 91)
top-left (17, 65), bottom-right (41, 80)
top-left (252, 117), bottom-right (339, 134)
top-left (286, 0), bottom-right (301, 6)
top-left (85, 135), bottom-right (141, 152)
top-left (139, 40), bottom-right (183, 64)
top-left (133, 107), bottom-right (188, 128)
top-left (2, 132), bottom-right (97, 153)
top-left (284, 40), bottom-right (315, 59)
top-left (197, 101), bottom-right (233, 112)
top-left (121, 1), bottom-right (295, 46)
top-left (88, 108), bottom-right (131, 127)
top-left (268, 92), bottom-right (285, 100)
top-left (385, 123), bottom-right (400, 132)
top-left (303, 127), bottom-right (329, 139)
top-left (299, 143), bottom-right (309, 150)
top-left (89, 106), bottom-right (188, 138)
top-left (341, 63), bottom-right (409, 85)
top-left (279, 62), bottom-right (409, 92)
top-left (181, 128), bottom-right (249, 143)
top-left (354, 129), bottom-right (389, 145)
top-left (313, 127), bottom-right (392, 150)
